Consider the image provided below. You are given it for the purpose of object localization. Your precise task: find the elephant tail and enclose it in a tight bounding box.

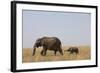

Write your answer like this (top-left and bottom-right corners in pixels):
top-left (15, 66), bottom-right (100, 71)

top-left (59, 44), bottom-right (63, 55)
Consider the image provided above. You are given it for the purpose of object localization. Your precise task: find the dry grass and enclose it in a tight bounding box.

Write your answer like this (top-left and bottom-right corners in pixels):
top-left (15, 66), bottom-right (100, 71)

top-left (22, 46), bottom-right (91, 63)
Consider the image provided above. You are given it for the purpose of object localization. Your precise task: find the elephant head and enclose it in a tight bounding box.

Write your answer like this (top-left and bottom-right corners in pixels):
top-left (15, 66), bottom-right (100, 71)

top-left (32, 38), bottom-right (42, 55)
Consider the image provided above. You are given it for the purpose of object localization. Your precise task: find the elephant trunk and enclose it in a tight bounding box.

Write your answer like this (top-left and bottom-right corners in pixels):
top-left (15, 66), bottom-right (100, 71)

top-left (32, 44), bottom-right (37, 56)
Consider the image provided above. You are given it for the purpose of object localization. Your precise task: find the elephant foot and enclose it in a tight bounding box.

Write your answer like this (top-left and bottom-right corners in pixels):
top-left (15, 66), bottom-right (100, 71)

top-left (41, 54), bottom-right (46, 56)
top-left (32, 54), bottom-right (34, 56)
top-left (41, 53), bottom-right (45, 56)
top-left (61, 53), bottom-right (63, 55)
top-left (32, 53), bottom-right (35, 56)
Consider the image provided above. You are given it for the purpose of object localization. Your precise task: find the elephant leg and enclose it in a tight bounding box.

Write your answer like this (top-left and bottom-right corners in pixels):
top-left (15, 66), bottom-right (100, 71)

top-left (54, 50), bottom-right (57, 56)
top-left (43, 49), bottom-right (47, 56)
top-left (70, 51), bottom-right (73, 54)
top-left (42, 46), bottom-right (47, 56)
top-left (41, 49), bottom-right (46, 56)
top-left (58, 49), bottom-right (63, 55)
top-left (41, 50), bottom-right (44, 55)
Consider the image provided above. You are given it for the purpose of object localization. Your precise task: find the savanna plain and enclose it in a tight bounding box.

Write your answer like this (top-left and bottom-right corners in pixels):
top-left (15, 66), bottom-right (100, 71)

top-left (22, 46), bottom-right (90, 63)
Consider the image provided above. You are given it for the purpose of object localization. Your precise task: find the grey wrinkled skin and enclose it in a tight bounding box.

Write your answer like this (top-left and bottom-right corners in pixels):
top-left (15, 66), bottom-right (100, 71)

top-left (32, 37), bottom-right (63, 56)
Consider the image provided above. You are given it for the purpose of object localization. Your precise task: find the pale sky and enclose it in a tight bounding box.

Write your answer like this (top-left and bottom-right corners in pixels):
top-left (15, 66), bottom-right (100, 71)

top-left (22, 10), bottom-right (91, 48)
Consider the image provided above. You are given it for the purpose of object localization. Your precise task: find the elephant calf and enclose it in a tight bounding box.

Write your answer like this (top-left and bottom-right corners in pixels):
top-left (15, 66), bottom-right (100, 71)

top-left (65, 47), bottom-right (79, 55)
top-left (32, 36), bottom-right (63, 56)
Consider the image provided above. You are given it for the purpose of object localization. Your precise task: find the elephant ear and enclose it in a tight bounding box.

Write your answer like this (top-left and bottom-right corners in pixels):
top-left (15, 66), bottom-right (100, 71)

top-left (40, 37), bottom-right (47, 45)
top-left (40, 39), bottom-right (45, 45)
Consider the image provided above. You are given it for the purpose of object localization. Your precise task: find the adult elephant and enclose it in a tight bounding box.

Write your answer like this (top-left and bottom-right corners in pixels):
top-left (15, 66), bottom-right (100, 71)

top-left (32, 37), bottom-right (63, 56)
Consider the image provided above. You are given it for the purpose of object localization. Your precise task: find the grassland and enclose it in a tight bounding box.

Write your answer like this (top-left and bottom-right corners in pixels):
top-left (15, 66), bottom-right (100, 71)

top-left (22, 46), bottom-right (90, 63)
